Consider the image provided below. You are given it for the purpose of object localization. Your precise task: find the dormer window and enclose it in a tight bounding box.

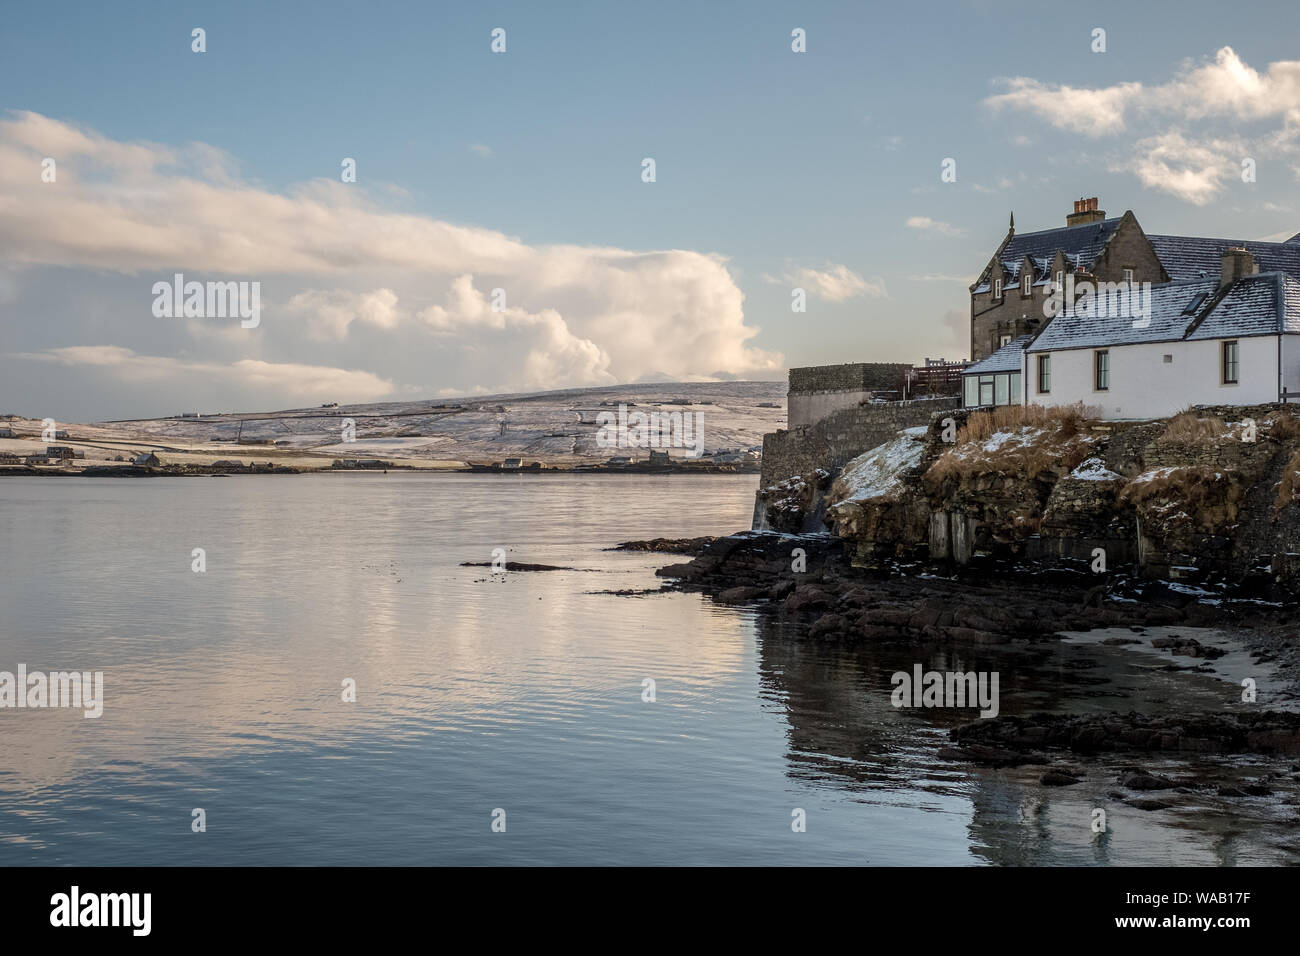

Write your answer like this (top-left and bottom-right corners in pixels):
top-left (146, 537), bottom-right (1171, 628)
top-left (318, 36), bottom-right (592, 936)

top-left (993, 278), bottom-right (1003, 300)
top-left (1122, 268), bottom-right (1134, 285)
top-left (1022, 274), bottom-right (1032, 296)
top-left (1055, 270), bottom-right (1064, 290)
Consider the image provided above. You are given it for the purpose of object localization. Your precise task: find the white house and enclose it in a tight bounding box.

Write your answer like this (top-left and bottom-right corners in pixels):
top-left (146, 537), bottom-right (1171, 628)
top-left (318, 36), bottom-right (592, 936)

top-left (963, 248), bottom-right (1300, 419)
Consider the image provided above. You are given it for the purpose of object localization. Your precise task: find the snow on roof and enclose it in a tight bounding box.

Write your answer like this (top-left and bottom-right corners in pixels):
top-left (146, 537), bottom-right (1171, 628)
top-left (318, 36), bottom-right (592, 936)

top-left (1149, 234), bottom-right (1300, 282)
top-left (1028, 272), bottom-right (1298, 352)
top-left (964, 334), bottom-right (1032, 374)
top-left (973, 218), bottom-right (1123, 292)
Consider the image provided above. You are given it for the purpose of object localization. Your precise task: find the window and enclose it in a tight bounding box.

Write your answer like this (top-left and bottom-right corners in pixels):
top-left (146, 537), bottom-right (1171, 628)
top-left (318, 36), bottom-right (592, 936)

top-left (1055, 270), bottom-right (1064, 291)
top-left (993, 278), bottom-right (1003, 300)
top-left (1163, 354), bottom-right (1173, 363)
top-left (963, 376), bottom-right (978, 407)
top-left (995, 374), bottom-right (1009, 405)
top-left (999, 333), bottom-right (1012, 348)
top-left (1038, 354), bottom-right (1051, 393)
top-left (1122, 268), bottom-right (1134, 285)
top-left (1009, 371), bottom-right (1021, 403)
top-left (979, 375), bottom-right (994, 406)
top-left (1022, 274), bottom-right (1032, 296)
top-left (1222, 340), bottom-right (1239, 384)
top-left (1095, 350), bottom-right (1110, 390)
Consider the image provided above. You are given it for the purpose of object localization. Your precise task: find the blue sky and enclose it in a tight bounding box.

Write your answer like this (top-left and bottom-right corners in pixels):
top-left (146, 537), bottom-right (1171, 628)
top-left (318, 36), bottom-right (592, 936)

top-left (4, 0), bottom-right (1300, 419)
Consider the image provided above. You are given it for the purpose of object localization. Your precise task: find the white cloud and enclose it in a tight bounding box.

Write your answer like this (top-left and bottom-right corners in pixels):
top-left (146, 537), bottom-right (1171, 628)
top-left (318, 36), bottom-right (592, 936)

top-left (1115, 131), bottom-right (1244, 205)
top-left (0, 111), bottom-right (781, 392)
top-left (419, 275), bottom-right (612, 388)
top-left (985, 78), bottom-right (1141, 136)
top-left (13, 346), bottom-right (398, 403)
top-left (767, 263), bottom-right (885, 301)
top-left (468, 143), bottom-right (493, 158)
top-left (905, 216), bottom-right (962, 237)
top-left (983, 47), bottom-right (1300, 204)
top-left (283, 288), bottom-right (403, 341)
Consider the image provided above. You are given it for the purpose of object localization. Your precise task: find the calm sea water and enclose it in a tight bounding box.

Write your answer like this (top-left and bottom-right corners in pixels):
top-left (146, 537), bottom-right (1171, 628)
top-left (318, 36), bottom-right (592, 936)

top-left (0, 474), bottom-right (1293, 866)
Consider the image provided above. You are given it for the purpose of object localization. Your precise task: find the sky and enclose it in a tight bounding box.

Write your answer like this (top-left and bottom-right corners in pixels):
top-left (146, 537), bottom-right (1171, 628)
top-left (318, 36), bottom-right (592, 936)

top-left (5, 0), bottom-right (1300, 420)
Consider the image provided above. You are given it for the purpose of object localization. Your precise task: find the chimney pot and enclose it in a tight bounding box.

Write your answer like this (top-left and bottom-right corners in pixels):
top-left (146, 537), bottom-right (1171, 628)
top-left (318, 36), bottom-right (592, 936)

top-left (1066, 196), bottom-right (1105, 227)
top-left (1220, 246), bottom-right (1258, 288)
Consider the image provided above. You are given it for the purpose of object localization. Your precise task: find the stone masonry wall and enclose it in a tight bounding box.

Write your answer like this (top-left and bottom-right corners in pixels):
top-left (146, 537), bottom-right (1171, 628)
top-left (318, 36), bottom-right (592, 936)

top-left (788, 363), bottom-right (910, 394)
top-left (759, 395), bottom-right (959, 493)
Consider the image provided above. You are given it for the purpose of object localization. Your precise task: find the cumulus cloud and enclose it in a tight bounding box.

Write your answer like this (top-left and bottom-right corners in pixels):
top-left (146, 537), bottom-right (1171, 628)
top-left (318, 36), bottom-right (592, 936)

top-left (984, 47), bottom-right (1300, 204)
top-left (13, 346), bottom-right (398, 403)
top-left (767, 263), bottom-right (885, 301)
top-left (985, 78), bottom-right (1141, 136)
top-left (420, 275), bottom-right (612, 388)
top-left (905, 216), bottom-right (963, 237)
top-left (283, 288), bottom-right (403, 341)
top-left (1116, 131), bottom-right (1246, 206)
top-left (0, 110), bottom-right (781, 397)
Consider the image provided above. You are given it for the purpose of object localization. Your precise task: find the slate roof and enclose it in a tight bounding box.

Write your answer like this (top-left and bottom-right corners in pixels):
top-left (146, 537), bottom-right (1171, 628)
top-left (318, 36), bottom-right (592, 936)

top-left (1148, 234), bottom-right (1300, 281)
top-left (1026, 273), bottom-right (1300, 353)
top-left (964, 334), bottom-right (1033, 375)
top-left (973, 218), bottom-right (1122, 292)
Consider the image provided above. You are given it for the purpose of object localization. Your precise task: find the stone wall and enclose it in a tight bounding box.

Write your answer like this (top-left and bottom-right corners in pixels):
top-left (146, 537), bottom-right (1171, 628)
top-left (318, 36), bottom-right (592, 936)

top-left (788, 363), bottom-right (910, 394)
top-left (756, 396), bottom-right (960, 531)
top-left (787, 362), bottom-right (912, 428)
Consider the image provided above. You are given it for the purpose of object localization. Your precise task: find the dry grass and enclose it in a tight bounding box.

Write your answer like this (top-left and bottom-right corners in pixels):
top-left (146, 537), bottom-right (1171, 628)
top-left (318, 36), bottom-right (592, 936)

top-left (1156, 409), bottom-right (1227, 443)
top-left (1275, 449), bottom-right (1300, 514)
top-left (925, 403), bottom-right (1096, 484)
top-left (1266, 414), bottom-right (1300, 440)
top-left (957, 403), bottom-right (1092, 446)
top-left (1122, 466), bottom-right (1242, 532)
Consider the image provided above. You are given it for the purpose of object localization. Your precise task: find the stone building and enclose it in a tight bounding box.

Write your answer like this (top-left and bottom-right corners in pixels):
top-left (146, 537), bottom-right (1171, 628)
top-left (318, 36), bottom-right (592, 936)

top-left (786, 362), bottom-right (911, 428)
top-left (969, 197), bottom-right (1300, 363)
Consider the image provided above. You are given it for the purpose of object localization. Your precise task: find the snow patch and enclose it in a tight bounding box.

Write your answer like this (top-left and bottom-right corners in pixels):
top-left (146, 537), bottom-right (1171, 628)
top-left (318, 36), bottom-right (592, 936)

top-left (832, 432), bottom-right (926, 504)
top-left (1070, 457), bottom-right (1122, 481)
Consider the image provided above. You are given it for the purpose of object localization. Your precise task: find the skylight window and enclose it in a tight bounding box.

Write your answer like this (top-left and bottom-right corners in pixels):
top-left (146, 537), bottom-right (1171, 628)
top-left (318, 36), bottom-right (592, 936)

top-left (1182, 292), bottom-right (1209, 314)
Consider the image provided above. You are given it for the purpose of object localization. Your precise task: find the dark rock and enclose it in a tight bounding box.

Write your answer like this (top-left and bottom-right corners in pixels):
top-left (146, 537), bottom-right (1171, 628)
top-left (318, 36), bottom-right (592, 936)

top-left (1123, 772), bottom-right (1175, 791)
top-left (1041, 770), bottom-right (1081, 787)
top-left (716, 586), bottom-right (767, 604)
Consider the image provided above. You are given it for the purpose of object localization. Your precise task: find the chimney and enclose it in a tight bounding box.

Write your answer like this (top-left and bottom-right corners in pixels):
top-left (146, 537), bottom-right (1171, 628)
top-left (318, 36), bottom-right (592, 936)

top-left (1220, 246), bottom-right (1258, 287)
top-left (1066, 196), bottom-right (1105, 227)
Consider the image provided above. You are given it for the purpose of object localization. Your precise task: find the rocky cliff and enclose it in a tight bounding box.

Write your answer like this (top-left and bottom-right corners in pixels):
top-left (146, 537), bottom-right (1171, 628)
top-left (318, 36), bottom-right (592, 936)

top-left (762, 402), bottom-right (1300, 594)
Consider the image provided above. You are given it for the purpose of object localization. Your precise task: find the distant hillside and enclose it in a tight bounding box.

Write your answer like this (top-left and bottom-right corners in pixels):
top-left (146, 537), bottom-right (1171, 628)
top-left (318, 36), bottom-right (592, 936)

top-left (1, 381), bottom-right (787, 469)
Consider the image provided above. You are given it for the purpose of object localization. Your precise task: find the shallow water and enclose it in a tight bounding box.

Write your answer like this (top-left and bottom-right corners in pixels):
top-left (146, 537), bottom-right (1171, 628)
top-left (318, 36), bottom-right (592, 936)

top-left (0, 474), bottom-right (1294, 865)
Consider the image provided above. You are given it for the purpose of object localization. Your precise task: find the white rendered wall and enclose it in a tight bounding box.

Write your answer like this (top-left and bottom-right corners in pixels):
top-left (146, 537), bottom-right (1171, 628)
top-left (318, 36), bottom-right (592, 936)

top-left (1028, 335), bottom-right (1293, 419)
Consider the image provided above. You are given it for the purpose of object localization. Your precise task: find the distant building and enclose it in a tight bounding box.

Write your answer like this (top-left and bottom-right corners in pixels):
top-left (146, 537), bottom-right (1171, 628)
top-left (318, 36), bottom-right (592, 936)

top-left (0, 427), bottom-right (15, 438)
top-left (45, 446), bottom-right (82, 460)
top-left (786, 363), bottom-right (910, 428)
top-left (501, 458), bottom-right (524, 470)
top-left (648, 450), bottom-right (670, 464)
top-left (134, 452), bottom-right (161, 466)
